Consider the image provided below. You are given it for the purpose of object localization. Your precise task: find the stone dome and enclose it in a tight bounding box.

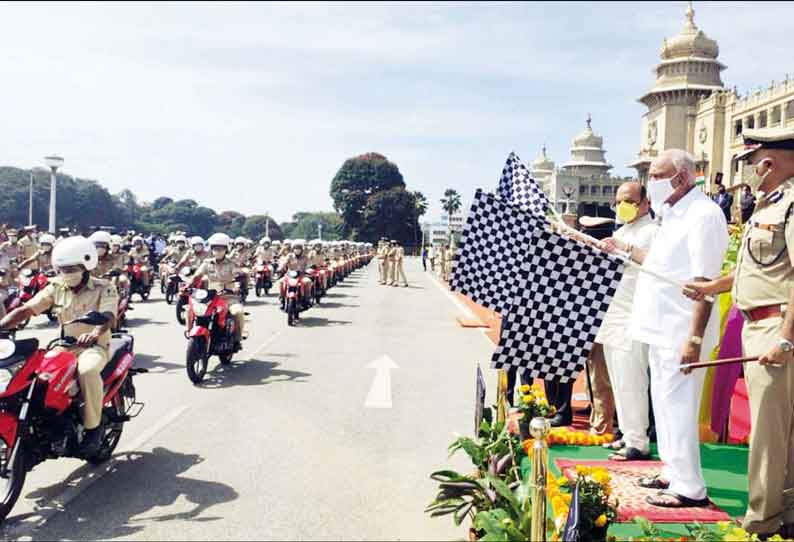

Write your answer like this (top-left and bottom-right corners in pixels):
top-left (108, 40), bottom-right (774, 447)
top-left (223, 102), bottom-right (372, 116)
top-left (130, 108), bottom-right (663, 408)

top-left (572, 115), bottom-right (604, 149)
top-left (660, 3), bottom-right (719, 60)
top-left (532, 145), bottom-right (555, 172)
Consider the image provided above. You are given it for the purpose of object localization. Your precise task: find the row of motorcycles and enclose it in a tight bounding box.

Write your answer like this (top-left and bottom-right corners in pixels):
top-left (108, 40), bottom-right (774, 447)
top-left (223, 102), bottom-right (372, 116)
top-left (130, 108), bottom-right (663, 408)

top-left (0, 248), bottom-right (372, 521)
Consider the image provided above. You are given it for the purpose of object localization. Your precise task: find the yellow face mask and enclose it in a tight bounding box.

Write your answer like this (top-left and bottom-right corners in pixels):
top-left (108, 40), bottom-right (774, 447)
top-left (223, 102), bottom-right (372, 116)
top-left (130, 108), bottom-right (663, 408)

top-left (616, 201), bottom-right (639, 223)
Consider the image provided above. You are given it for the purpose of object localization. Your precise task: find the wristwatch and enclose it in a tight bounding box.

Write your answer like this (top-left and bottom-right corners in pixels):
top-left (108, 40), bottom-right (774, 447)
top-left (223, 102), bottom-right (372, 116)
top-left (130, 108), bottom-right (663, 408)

top-left (689, 336), bottom-right (703, 345)
top-left (780, 338), bottom-right (794, 353)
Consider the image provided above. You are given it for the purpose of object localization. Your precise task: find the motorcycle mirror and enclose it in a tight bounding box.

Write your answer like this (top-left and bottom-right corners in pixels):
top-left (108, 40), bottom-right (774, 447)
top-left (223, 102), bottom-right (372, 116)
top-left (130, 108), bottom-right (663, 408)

top-left (21, 269), bottom-right (33, 277)
top-left (287, 270), bottom-right (299, 279)
top-left (179, 267), bottom-right (191, 277)
top-left (0, 339), bottom-right (16, 360)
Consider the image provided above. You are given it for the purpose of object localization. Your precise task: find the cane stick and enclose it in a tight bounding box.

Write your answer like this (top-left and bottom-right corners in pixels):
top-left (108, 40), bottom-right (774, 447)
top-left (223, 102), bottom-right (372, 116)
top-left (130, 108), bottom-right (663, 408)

top-left (681, 356), bottom-right (760, 370)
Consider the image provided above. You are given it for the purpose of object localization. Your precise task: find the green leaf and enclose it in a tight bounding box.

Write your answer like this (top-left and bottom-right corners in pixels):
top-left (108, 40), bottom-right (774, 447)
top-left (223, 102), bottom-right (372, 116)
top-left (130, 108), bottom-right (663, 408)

top-left (487, 476), bottom-right (521, 515)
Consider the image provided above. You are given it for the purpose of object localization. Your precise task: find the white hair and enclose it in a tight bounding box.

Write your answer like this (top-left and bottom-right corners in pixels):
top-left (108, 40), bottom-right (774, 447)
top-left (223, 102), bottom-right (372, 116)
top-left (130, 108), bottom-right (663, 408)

top-left (659, 148), bottom-right (696, 182)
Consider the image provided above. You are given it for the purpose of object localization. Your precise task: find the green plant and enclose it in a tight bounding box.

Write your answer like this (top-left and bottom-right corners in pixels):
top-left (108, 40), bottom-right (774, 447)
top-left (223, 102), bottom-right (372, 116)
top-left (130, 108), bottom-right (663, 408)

top-left (472, 474), bottom-right (533, 541)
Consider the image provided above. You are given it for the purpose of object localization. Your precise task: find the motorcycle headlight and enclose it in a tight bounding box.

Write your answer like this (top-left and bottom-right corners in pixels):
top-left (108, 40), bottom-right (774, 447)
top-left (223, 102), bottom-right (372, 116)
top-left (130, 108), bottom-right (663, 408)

top-left (21, 277), bottom-right (32, 287)
top-left (192, 302), bottom-right (209, 317)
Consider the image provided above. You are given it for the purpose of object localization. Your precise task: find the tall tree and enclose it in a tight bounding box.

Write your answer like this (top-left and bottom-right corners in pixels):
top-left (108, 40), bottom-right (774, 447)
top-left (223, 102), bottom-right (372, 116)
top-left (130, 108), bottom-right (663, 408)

top-left (359, 188), bottom-right (419, 245)
top-left (413, 191), bottom-right (429, 247)
top-left (330, 152), bottom-right (405, 238)
top-left (440, 188), bottom-right (462, 243)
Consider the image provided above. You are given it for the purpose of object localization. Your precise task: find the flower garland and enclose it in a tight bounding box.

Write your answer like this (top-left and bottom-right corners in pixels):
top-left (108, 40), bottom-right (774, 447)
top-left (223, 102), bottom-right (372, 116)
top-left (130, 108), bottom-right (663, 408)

top-left (547, 465), bottom-right (617, 541)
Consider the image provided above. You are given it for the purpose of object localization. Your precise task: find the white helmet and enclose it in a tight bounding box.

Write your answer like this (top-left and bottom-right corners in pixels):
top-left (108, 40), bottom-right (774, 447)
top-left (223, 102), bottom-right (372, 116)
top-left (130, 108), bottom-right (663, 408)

top-left (244, 238), bottom-right (253, 247)
top-left (293, 239), bottom-right (305, 250)
top-left (89, 231), bottom-right (112, 246)
top-left (259, 237), bottom-right (271, 246)
top-left (39, 233), bottom-right (56, 246)
top-left (52, 236), bottom-right (98, 271)
top-left (110, 235), bottom-right (123, 247)
top-left (207, 233), bottom-right (232, 249)
top-left (174, 234), bottom-right (187, 245)
top-left (234, 236), bottom-right (246, 245)
top-left (132, 235), bottom-right (144, 244)
top-left (190, 236), bottom-right (205, 248)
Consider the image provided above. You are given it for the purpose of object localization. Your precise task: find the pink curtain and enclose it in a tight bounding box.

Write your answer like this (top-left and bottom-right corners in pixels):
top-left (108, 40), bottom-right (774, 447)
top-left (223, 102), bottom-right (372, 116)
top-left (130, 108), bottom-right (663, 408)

top-left (710, 306), bottom-right (744, 440)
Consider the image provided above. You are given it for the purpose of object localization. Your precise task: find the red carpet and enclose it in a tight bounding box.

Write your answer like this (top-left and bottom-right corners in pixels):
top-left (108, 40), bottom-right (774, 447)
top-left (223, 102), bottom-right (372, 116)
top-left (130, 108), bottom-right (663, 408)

top-left (555, 459), bottom-right (731, 523)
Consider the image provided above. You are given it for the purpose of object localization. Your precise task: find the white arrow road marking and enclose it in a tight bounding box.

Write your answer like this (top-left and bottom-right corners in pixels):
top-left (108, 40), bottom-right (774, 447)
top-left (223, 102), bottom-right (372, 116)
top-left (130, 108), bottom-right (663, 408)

top-left (364, 355), bottom-right (399, 408)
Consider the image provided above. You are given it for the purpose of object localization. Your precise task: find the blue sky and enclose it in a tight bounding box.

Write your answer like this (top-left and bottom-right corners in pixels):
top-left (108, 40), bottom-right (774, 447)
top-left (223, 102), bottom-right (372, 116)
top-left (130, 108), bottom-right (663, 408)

top-left (0, 1), bottom-right (790, 223)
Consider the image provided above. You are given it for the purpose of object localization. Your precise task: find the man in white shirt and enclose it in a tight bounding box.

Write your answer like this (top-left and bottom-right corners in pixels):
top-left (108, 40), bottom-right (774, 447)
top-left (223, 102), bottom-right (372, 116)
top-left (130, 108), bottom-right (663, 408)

top-left (604, 149), bottom-right (728, 508)
top-left (597, 181), bottom-right (659, 461)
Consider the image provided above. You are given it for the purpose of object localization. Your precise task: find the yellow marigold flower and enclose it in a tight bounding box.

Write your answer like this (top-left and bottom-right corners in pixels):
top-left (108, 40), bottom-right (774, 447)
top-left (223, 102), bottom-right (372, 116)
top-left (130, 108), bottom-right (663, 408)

top-left (519, 384), bottom-right (531, 393)
top-left (522, 395), bottom-right (532, 404)
top-left (562, 494), bottom-right (572, 505)
top-left (716, 521), bottom-right (731, 532)
top-left (724, 528), bottom-right (752, 542)
top-left (594, 514), bottom-right (607, 528)
top-left (576, 465), bottom-right (591, 476)
top-left (538, 398), bottom-right (549, 407)
top-left (557, 476), bottom-right (568, 486)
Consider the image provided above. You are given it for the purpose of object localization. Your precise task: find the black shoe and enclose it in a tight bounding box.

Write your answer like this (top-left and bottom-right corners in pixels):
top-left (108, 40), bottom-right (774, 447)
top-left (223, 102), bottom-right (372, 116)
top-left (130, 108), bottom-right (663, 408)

top-left (549, 413), bottom-right (573, 427)
top-left (82, 425), bottom-right (104, 457)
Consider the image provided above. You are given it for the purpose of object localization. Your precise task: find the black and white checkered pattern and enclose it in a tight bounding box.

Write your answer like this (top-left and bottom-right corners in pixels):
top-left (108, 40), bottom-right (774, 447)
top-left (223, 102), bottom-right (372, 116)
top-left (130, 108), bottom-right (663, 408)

top-left (491, 229), bottom-right (624, 383)
top-left (496, 151), bottom-right (550, 221)
top-left (448, 190), bottom-right (543, 315)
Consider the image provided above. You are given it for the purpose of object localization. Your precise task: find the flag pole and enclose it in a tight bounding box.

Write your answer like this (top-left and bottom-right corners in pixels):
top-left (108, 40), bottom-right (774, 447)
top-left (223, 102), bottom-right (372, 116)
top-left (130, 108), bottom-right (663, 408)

top-left (546, 207), bottom-right (715, 303)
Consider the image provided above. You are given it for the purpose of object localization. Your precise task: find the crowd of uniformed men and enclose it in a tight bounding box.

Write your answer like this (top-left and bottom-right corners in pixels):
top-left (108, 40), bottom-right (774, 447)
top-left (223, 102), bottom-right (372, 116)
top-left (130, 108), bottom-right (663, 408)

top-left (0, 228), bottom-right (373, 455)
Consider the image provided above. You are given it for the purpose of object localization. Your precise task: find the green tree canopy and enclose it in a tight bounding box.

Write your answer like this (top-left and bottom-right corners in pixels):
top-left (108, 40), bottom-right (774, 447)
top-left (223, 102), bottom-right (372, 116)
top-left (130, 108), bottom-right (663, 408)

top-left (242, 214), bottom-right (284, 241)
top-left (359, 188), bottom-right (419, 244)
top-left (280, 212), bottom-right (343, 241)
top-left (330, 152), bottom-right (405, 238)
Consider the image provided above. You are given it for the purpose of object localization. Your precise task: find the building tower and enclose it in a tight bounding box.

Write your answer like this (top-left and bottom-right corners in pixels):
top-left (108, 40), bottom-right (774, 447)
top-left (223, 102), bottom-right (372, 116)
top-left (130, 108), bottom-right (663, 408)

top-left (562, 114), bottom-right (613, 178)
top-left (629, 2), bottom-right (725, 182)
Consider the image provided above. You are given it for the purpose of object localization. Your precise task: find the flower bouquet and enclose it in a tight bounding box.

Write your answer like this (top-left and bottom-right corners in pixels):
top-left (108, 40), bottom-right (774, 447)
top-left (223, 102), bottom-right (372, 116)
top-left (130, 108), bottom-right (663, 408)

top-left (548, 465), bottom-right (617, 542)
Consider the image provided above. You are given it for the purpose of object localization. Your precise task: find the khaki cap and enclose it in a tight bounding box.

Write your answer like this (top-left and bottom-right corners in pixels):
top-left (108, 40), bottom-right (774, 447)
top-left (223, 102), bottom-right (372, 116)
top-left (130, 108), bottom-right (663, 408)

top-left (736, 126), bottom-right (794, 161)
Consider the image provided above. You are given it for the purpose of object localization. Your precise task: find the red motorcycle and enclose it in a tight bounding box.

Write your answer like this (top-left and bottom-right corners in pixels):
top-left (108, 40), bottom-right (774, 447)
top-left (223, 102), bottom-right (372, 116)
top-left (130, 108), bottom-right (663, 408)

top-left (0, 312), bottom-right (145, 521)
top-left (184, 288), bottom-right (241, 384)
top-left (306, 267), bottom-right (323, 305)
top-left (280, 270), bottom-right (309, 326)
top-left (254, 263), bottom-right (273, 297)
top-left (18, 269), bottom-right (58, 324)
top-left (126, 259), bottom-right (151, 301)
top-left (174, 267), bottom-right (203, 326)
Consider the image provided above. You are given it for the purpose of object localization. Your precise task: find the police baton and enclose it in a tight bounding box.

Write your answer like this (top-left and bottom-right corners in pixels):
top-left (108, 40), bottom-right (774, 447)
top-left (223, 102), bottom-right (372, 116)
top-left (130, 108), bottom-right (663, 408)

top-left (681, 356), bottom-right (760, 371)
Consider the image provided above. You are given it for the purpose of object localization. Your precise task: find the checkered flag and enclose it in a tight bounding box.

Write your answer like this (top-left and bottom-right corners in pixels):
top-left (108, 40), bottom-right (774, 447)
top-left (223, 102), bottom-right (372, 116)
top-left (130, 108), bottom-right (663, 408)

top-left (491, 229), bottom-right (624, 382)
top-left (496, 151), bottom-right (550, 221)
top-left (449, 190), bottom-right (543, 315)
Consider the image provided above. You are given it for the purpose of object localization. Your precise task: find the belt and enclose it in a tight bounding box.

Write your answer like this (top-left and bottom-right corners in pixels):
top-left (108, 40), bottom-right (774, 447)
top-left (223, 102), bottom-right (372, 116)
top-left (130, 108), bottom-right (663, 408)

top-left (741, 304), bottom-right (786, 322)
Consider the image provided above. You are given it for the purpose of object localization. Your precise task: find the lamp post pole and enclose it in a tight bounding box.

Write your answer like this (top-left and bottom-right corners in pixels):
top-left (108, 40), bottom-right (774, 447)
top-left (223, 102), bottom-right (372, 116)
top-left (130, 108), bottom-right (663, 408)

top-left (44, 156), bottom-right (64, 234)
top-left (265, 215), bottom-right (270, 238)
top-left (28, 171), bottom-right (34, 226)
top-left (318, 223), bottom-right (323, 241)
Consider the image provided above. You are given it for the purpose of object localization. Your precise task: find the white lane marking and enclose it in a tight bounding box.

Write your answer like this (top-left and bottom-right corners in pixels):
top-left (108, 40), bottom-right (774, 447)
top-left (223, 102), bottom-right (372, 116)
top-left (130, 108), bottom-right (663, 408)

top-left (246, 330), bottom-right (284, 358)
top-left (5, 404), bottom-right (190, 541)
top-left (364, 355), bottom-right (399, 409)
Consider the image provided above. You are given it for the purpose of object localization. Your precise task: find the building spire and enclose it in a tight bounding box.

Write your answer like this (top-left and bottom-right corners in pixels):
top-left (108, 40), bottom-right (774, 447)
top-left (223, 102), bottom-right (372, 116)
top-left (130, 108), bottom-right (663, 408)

top-left (586, 113), bottom-right (592, 130)
top-left (685, 1), bottom-right (696, 29)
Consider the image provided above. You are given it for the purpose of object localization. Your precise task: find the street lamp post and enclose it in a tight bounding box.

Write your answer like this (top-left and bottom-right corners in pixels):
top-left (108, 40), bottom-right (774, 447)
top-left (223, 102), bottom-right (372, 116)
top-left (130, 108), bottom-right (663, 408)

top-left (265, 215), bottom-right (270, 238)
top-left (44, 156), bottom-right (64, 233)
top-left (28, 167), bottom-right (48, 227)
top-left (318, 223), bottom-right (323, 241)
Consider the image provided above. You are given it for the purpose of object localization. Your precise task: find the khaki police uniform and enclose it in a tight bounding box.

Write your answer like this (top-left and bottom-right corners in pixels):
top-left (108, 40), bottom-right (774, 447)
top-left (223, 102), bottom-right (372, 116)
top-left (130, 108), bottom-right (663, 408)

top-left (732, 126), bottom-right (794, 534)
top-left (390, 244), bottom-right (407, 286)
top-left (193, 257), bottom-right (245, 342)
top-left (20, 249), bottom-right (52, 271)
top-left (178, 249), bottom-right (208, 271)
top-left (377, 243), bottom-right (389, 284)
top-left (25, 276), bottom-right (118, 429)
top-left (733, 178), bottom-right (794, 534)
top-left (18, 234), bottom-right (38, 261)
top-left (129, 245), bottom-right (151, 286)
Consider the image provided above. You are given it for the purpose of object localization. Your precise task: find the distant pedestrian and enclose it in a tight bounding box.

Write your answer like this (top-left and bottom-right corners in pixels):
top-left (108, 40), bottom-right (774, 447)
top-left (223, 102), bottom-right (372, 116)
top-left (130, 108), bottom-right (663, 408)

top-left (429, 245), bottom-right (436, 273)
top-left (740, 185), bottom-right (756, 223)
top-left (421, 246), bottom-right (428, 271)
top-left (712, 184), bottom-right (733, 223)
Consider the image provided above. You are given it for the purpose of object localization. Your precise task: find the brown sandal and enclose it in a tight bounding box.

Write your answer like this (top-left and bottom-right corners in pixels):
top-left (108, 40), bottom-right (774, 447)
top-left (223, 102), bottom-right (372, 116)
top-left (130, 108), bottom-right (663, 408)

top-left (637, 475), bottom-right (670, 489)
top-left (646, 490), bottom-right (710, 508)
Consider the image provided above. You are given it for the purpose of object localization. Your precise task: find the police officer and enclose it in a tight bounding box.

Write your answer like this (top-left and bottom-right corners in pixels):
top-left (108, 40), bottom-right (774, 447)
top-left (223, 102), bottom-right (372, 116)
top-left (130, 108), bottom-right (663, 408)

top-left (19, 233), bottom-right (55, 272)
top-left (389, 240), bottom-right (408, 287)
top-left (0, 228), bottom-right (21, 264)
top-left (18, 226), bottom-right (38, 262)
top-left (687, 127), bottom-right (794, 538)
top-left (129, 236), bottom-right (151, 287)
top-left (377, 239), bottom-right (390, 285)
top-left (177, 236), bottom-right (208, 270)
top-left (0, 236), bottom-right (118, 456)
top-left (188, 233), bottom-right (246, 348)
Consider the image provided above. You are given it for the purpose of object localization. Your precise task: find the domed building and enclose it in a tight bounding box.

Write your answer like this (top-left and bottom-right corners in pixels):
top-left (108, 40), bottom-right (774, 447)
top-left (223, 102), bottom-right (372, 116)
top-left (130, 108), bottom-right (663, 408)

top-left (630, 3), bottom-right (794, 194)
top-left (532, 116), bottom-right (627, 216)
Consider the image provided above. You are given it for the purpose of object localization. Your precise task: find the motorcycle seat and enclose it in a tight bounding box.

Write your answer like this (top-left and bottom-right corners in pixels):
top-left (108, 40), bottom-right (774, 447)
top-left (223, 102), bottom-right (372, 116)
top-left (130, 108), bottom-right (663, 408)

top-left (102, 334), bottom-right (134, 380)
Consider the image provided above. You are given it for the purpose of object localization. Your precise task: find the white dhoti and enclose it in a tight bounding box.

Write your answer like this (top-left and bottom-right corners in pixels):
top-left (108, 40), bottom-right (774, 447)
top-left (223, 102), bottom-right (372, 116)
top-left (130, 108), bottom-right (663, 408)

top-left (648, 345), bottom-right (707, 501)
top-left (603, 341), bottom-right (650, 452)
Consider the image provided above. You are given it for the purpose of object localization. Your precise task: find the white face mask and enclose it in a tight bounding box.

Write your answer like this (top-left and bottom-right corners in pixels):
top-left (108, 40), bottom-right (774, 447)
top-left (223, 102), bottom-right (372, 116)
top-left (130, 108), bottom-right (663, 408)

top-left (647, 176), bottom-right (676, 216)
top-left (746, 159), bottom-right (772, 193)
top-left (96, 247), bottom-right (108, 257)
top-left (212, 248), bottom-right (226, 260)
top-left (61, 270), bottom-right (84, 288)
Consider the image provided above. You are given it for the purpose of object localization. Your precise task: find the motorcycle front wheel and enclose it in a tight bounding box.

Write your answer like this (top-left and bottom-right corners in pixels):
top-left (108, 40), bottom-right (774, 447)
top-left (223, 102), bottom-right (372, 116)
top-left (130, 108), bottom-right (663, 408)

top-left (165, 284), bottom-right (175, 305)
top-left (186, 336), bottom-right (209, 384)
top-left (287, 299), bottom-right (297, 326)
top-left (255, 281), bottom-right (263, 298)
top-left (175, 297), bottom-right (187, 326)
top-left (0, 437), bottom-right (27, 523)
top-left (86, 392), bottom-right (125, 465)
